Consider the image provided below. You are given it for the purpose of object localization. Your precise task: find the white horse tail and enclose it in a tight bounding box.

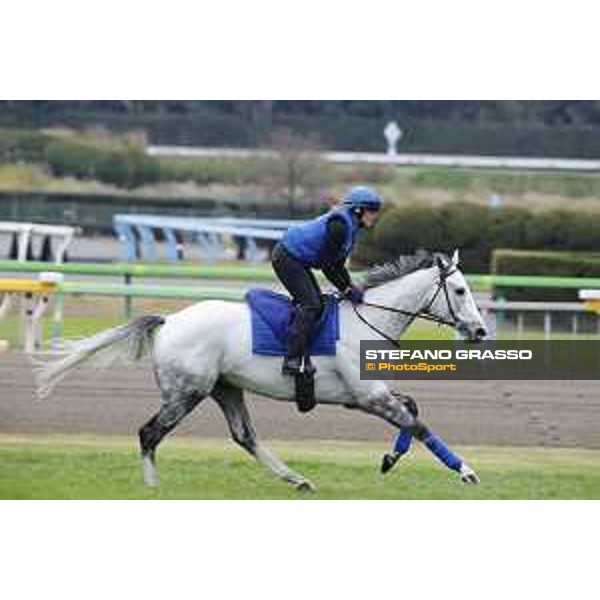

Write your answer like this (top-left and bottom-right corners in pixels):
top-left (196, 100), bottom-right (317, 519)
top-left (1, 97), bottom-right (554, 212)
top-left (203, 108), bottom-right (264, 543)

top-left (33, 315), bottom-right (165, 400)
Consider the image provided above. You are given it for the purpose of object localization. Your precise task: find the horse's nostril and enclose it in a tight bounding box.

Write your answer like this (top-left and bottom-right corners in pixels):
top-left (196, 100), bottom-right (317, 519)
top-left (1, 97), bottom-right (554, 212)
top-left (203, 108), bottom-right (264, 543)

top-left (475, 327), bottom-right (487, 339)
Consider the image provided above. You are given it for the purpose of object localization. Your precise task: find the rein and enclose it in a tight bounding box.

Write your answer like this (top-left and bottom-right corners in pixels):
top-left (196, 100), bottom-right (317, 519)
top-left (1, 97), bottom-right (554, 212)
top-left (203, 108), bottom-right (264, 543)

top-left (351, 268), bottom-right (459, 347)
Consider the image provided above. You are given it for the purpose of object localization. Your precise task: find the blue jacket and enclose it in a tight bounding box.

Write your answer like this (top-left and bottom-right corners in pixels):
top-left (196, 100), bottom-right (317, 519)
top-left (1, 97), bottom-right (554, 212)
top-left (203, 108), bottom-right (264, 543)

top-left (281, 207), bottom-right (360, 268)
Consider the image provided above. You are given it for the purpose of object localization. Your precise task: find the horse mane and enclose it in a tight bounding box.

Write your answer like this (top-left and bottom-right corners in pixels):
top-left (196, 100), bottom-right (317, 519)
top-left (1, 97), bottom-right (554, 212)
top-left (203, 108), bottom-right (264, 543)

top-left (361, 250), bottom-right (444, 289)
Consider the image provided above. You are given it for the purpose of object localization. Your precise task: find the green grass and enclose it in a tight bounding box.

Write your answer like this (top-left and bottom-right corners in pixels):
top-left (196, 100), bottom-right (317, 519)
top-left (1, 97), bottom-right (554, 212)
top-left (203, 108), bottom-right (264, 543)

top-left (403, 320), bottom-right (600, 340)
top-left (404, 167), bottom-right (600, 198)
top-left (0, 435), bottom-right (599, 499)
top-left (0, 315), bottom-right (121, 347)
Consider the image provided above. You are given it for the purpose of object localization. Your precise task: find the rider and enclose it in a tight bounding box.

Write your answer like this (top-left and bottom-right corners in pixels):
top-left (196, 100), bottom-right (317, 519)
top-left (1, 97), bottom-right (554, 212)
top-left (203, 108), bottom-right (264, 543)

top-left (272, 186), bottom-right (383, 375)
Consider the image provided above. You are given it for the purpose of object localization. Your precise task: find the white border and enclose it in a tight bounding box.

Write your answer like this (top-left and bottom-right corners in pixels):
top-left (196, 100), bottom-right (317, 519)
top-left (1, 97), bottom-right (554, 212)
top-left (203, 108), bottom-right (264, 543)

top-left (1, 1), bottom-right (600, 98)
top-left (1, 501), bottom-right (597, 600)
top-left (1, 2), bottom-right (599, 598)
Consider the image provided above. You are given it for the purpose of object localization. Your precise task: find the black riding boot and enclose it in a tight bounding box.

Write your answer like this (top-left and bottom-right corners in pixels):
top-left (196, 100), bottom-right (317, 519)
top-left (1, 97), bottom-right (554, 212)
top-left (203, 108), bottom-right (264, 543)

top-left (283, 306), bottom-right (319, 413)
top-left (282, 306), bottom-right (319, 376)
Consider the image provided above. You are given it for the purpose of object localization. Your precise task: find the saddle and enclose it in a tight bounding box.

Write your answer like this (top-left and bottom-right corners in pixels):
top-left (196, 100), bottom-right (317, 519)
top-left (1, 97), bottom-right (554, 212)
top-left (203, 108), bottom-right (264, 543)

top-left (246, 289), bottom-right (340, 357)
top-left (246, 289), bottom-right (341, 413)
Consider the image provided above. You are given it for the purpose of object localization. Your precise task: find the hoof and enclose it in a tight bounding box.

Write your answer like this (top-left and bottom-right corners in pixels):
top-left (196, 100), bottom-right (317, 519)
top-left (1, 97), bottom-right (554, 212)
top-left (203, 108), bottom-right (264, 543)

top-left (295, 480), bottom-right (316, 494)
top-left (142, 455), bottom-right (159, 487)
top-left (459, 464), bottom-right (480, 485)
top-left (381, 453), bottom-right (400, 474)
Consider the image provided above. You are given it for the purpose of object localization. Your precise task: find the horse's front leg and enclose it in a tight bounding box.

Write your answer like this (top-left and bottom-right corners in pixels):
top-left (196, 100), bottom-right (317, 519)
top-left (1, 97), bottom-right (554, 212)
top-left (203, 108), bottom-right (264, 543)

top-left (358, 389), bottom-right (480, 484)
top-left (335, 349), bottom-right (479, 484)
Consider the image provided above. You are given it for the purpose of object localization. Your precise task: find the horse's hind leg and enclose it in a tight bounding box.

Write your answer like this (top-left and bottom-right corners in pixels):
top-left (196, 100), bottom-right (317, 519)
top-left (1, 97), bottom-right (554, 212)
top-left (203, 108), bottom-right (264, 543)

top-left (139, 390), bottom-right (205, 487)
top-left (212, 382), bottom-right (315, 492)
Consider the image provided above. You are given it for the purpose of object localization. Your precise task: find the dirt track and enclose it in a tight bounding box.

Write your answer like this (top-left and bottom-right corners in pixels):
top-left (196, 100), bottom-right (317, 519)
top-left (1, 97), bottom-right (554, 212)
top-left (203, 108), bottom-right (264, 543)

top-left (1, 354), bottom-right (599, 448)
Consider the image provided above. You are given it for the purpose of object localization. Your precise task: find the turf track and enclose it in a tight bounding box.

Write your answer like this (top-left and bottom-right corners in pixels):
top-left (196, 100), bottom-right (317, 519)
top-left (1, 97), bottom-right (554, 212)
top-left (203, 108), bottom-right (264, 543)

top-left (1, 435), bottom-right (599, 499)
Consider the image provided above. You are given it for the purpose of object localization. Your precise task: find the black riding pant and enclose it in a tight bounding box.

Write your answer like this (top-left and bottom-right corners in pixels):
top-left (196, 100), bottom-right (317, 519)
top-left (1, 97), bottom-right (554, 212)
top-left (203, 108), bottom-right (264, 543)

top-left (272, 243), bottom-right (323, 358)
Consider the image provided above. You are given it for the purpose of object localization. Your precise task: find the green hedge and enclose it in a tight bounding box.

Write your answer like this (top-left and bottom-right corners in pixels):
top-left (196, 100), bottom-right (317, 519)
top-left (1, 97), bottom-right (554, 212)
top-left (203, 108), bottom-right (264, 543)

top-left (0, 128), bottom-right (172, 189)
top-left (0, 129), bottom-right (163, 189)
top-left (44, 140), bottom-right (161, 189)
top-left (0, 128), bottom-right (333, 193)
top-left (0, 129), bottom-right (53, 162)
top-left (155, 156), bottom-right (262, 186)
top-left (492, 249), bottom-right (600, 300)
top-left (353, 202), bottom-right (600, 274)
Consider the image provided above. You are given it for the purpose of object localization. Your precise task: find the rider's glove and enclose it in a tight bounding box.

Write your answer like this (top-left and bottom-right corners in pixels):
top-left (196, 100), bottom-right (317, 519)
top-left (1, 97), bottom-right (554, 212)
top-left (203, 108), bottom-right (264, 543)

top-left (343, 284), bottom-right (364, 305)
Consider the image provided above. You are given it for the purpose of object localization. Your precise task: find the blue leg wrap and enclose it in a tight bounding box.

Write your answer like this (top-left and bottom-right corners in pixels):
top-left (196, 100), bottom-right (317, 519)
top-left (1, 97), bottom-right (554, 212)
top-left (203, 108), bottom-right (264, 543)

top-left (424, 432), bottom-right (463, 472)
top-left (393, 429), bottom-right (413, 455)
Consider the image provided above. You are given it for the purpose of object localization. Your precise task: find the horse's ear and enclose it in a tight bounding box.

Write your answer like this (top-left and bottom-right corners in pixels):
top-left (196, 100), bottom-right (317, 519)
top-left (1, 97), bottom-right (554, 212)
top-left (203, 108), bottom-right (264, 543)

top-left (435, 254), bottom-right (446, 270)
top-left (452, 249), bottom-right (460, 266)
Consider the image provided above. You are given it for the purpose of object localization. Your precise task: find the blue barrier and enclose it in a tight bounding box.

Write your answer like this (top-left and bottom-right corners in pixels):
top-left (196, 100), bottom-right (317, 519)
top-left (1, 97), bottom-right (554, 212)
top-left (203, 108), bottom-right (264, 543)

top-left (113, 214), bottom-right (307, 264)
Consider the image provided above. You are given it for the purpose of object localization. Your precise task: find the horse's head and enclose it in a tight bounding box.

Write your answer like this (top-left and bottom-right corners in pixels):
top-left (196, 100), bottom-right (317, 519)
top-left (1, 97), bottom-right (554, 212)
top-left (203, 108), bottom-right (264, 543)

top-left (361, 250), bottom-right (488, 342)
top-left (425, 250), bottom-right (487, 342)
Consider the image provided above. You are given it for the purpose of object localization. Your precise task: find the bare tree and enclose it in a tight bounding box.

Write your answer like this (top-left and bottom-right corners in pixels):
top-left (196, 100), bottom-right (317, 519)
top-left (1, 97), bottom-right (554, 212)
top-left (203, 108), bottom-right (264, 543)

top-left (259, 128), bottom-right (332, 214)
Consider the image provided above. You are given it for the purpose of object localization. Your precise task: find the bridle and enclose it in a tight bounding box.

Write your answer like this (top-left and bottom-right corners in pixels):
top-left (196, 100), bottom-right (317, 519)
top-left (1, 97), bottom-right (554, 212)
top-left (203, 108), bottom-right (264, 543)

top-left (351, 266), bottom-right (462, 347)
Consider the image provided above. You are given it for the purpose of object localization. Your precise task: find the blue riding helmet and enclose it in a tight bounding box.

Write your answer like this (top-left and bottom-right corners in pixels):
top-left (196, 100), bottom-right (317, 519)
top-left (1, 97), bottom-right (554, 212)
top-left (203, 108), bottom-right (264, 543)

top-left (343, 186), bottom-right (383, 211)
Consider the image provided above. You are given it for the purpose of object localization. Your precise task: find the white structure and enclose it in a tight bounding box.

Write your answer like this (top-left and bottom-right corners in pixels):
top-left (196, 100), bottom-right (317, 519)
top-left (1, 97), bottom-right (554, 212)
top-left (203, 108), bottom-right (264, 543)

top-left (488, 193), bottom-right (504, 208)
top-left (0, 273), bottom-right (62, 352)
top-left (148, 145), bottom-right (600, 172)
top-left (0, 222), bottom-right (77, 263)
top-left (579, 290), bottom-right (600, 316)
top-left (384, 121), bottom-right (403, 156)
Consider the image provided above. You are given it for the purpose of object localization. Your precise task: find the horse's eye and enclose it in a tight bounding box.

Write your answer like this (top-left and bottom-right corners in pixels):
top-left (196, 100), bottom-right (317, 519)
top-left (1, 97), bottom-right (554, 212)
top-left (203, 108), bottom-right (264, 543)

top-left (455, 288), bottom-right (466, 296)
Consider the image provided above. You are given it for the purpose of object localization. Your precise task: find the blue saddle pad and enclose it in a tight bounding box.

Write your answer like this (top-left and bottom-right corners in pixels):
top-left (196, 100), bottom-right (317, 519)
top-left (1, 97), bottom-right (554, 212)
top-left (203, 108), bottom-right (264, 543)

top-left (246, 288), bottom-right (340, 356)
